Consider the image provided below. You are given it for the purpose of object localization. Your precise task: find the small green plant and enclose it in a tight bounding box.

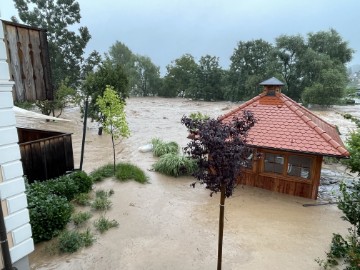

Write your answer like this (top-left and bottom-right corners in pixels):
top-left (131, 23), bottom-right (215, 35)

top-left (58, 230), bottom-right (83, 253)
top-left (80, 228), bottom-right (96, 247)
top-left (89, 164), bottom-right (114, 182)
top-left (70, 171), bottom-right (93, 193)
top-left (189, 111), bottom-right (210, 121)
top-left (58, 229), bottom-right (95, 253)
top-left (153, 153), bottom-right (198, 177)
top-left (73, 193), bottom-right (91, 206)
top-left (151, 138), bottom-right (179, 157)
top-left (72, 212), bottom-right (92, 227)
top-left (91, 196), bottom-right (112, 211)
top-left (115, 163), bottom-right (148, 183)
top-left (14, 100), bottom-right (34, 110)
top-left (94, 216), bottom-right (119, 234)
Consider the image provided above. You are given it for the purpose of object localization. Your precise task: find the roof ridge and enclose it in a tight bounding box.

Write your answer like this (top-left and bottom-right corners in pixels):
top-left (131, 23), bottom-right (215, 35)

top-left (218, 94), bottom-right (264, 121)
top-left (280, 94), bottom-right (349, 156)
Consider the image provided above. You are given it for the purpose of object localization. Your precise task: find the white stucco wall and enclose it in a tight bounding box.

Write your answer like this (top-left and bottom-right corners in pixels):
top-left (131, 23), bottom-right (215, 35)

top-left (0, 21), bottom-right (34, 267)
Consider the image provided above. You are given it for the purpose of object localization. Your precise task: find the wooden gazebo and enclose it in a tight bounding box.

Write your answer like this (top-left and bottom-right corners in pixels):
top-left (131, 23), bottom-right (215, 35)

top-left (219, 77), bottom-right (349, 200)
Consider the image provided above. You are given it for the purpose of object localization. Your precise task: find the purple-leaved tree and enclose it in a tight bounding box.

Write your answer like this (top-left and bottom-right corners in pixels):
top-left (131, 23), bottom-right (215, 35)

top-left (181, 111), bottom-right (256, 270)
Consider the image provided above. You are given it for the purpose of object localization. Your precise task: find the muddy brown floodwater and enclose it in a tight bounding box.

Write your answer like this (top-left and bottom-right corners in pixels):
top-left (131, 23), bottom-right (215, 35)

top-left (17, 97), bottom-right (359, 270)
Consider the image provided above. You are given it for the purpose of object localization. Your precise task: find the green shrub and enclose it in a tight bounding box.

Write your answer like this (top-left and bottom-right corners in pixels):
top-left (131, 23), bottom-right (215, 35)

top-left (27, 191), bottom-right (73, 243)
top-left (45, 175), bottom-right (79, 201)
top-left (58, 229), bottom-right (95, 253)
top-left (58, 230), bottom-right (83, 253)
top-left (94, 216), bottom-right (119, 234)
top-left (153, 153), bottom-right (198, 177)
top-left (91, 196), bottom-right (112, 211)
top-left (72, 212), bottom-right (92, 227)
top-left (151, 138), bottom-right (179, 157)
top-left (69, 171), bottom-right (93, 193)
top-left (115, 163), bottom-right (148, 183)
top-left (73, 193), bottom-right (91, 206)
top-left (89, 164), bottom-right (114, 182)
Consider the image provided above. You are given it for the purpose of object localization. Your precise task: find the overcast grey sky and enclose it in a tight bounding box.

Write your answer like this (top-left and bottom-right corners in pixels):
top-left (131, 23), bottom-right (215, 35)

top-left (1, 0), bottom-right (359, 75)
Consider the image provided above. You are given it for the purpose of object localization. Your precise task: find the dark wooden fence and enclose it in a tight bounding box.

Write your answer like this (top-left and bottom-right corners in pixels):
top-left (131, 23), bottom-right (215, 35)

top-left (2, 20), bottom-right (53, 102)
top-left (17, 128), bottom-right (74, 183)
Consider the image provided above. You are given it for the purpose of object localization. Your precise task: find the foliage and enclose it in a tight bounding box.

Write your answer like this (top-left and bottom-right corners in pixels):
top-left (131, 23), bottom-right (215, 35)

top-left (13, 0), bottom-right (92, 90)
top-left (317, 180), bottom-right (360, 269)
top-left (181, 111), bottom-right (256, 196)
top-left (72, 211), bottom-right (92, 227)
top-left (82, 61), bottom-right (129, 122)
top-left (90, 164), bottom-right (114, 182)
top-left (58, 229), bottom-right (95, 253)
top-left (107, 41), bottom-right (161, 96)
top-left (96, 86), bottom-right (130, 174)
top-left (189, 112), bottom-right (210, 121)
top-left (228, 39), bottom-right (277, 101)
top-left (93, 216), bottom-right (119, 234)
top-left (160, 54), bottom-right (198, 97)
top-left (73, 193), bottom-right (91, 206)
top-left (344, 130), bottom-right (360, 173)
top-left (26, 171), bottom-right (92, 242)
top-left (151, 138), bottom-right (179, 157)
top-left (115, 163), bottom-right (148, 183)
top-left (91, 191), bottom-right (112, 211)
top-left (70, 171), bottom-right (93, 194)
top-left (14, 101), bottom-right (34, 110)
top-left (27, 190), bottom-right (73, 243)
top-left (153, 153), bottom-right (198, 177)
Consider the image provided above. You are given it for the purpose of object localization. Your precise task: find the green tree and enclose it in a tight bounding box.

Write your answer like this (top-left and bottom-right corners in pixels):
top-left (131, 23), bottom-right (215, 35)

top-left (190, 55), bottom-right (224, 101)
top-left (82, 61), bottom-right (129, 127)
top-left (275, 35), bottom-right (307, 100)
top-left (13, 0), bottom-right (92, 90)
top-left (228, 39), bottom-right (277, 101)
top-left (133, 55), bottom-right (161, 96)
top-left (96, 86), bottom-right (130, 174)
top-left (161, 54), bottom-right (198, 97)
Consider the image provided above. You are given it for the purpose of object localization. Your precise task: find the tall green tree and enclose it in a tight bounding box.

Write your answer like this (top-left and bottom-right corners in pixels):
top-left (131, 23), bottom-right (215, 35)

top-left (275, 35), bottom-right (307, 100)
top-left (133, 55), bottom-right (161, 96)
top-left (96, 86), bottom-right (130, 174)
top-left (228, 39), bottom-right (277, 101)
top-left (82, 61), bottom-right (129, 127)
top-left (13, 0), bottom-right (92, 90)
top-left (161, 54), bottom-right (198, 97)
top-left (190, 55), bottom-right (224, 101)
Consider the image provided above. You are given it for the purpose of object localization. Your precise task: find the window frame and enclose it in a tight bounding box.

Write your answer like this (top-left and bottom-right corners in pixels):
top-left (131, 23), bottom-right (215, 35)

top-left (260, 149), bottom-right (315, 182)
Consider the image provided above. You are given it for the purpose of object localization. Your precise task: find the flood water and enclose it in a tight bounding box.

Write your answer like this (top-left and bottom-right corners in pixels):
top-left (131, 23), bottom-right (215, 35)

top-left (17, 97), bottom-right (358, 270)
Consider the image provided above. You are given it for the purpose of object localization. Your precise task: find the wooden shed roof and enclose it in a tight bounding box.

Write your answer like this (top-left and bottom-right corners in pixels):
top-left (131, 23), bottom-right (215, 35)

top-left (219, 91), bottom-right (349, 157)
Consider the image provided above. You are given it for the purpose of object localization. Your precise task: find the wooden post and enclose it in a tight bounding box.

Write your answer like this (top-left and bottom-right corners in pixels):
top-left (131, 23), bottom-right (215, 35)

top-left (217, 184), bottom-right (226, 270)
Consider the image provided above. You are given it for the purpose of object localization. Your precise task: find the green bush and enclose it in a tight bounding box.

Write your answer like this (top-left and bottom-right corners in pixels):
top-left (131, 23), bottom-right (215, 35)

top-left (45, 175), bottom-right (79, 201)
top-left (115, 163), bottom-right (148, 183)
top-left (153, 153), bottom-right (198, 177)
top-left (27, 191), bottom-right (73, 243)
top-left (94, 216), bottom-right (119, 234)
top-left (73, 193), bottom-right (91, 206)
top-left (72, 211), bottom-right (92, 227)
top-left (151, 138), bottom-right (179, 157)
top-left (89, 164), bottom-right (114, 182)
top-left (70, 171), bottom-right (93, 193)
top-left (58, 229), bottom-right (95, 253)
top-left (91, 196), bottom-right (112, 211)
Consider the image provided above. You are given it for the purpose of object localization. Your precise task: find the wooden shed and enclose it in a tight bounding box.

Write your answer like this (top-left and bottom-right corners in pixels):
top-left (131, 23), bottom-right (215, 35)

top-left (219, 77), bottom-right (349, 200)
top-left (17, 127), bottom-right (74, 183)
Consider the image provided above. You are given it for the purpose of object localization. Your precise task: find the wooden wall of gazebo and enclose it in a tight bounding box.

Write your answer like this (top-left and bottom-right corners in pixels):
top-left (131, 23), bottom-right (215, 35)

top-left (238, 148), bottom-right (323, 200)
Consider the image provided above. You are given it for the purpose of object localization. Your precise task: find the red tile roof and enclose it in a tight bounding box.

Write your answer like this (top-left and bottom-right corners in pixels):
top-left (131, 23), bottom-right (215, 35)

top-left (219, 92), bottom-right (349, 157)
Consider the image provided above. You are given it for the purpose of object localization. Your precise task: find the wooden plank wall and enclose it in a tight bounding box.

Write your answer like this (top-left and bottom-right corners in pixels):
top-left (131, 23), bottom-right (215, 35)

top-left (18, 133), bottom-right (74, 182)
top-left (2, 21), bottom-right (53, 102)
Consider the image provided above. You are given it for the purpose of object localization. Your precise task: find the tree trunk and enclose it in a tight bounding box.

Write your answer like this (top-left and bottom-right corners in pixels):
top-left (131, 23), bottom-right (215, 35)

top-left (98, 126), bottom-right (103, 135)
top-left (111, 129), bottom-right (116, 176)
top-left (217, 184), bottom-right (226, 270)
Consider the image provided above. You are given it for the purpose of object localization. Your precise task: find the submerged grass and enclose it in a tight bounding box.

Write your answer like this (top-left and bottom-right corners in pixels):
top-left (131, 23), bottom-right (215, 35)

top-left (115, 163), bottom-right (148, 183)
top-left (90, 163), bottom-right (148, 184)
top-left (151, 138), bottom-right (179, 157)
top-left (153, 153), bottom-right (198, 177)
